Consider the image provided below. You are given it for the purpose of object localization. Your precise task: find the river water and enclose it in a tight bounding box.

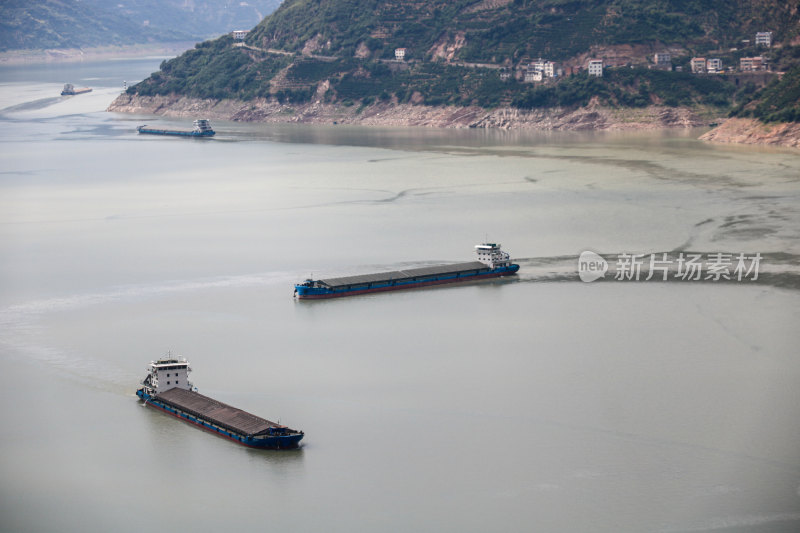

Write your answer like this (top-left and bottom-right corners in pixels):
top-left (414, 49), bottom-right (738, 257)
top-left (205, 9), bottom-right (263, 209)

top-left (1, 58), bottom-right (799, 533)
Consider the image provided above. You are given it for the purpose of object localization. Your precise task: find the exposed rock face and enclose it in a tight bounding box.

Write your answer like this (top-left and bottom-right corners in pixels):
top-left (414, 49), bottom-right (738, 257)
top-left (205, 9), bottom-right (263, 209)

top-left (354, 42), bottom-right (370, 58)
top-left (429, 31), bottom-right (467, 61)
top-left (465, 0), bottom-right (514, 13)
top-left (570, 43), bottom-right (686, 69)
top-left (301, 34), bottom-right (325, 55)
top-left (700, 118), bottom-right (800, 149)
top-left (108, 92), bottom-right (711, 131)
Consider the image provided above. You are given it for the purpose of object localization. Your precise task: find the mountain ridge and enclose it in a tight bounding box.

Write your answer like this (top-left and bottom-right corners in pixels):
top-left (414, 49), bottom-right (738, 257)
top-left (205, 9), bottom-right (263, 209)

top-left (0, 0), bottom-right (282, 51)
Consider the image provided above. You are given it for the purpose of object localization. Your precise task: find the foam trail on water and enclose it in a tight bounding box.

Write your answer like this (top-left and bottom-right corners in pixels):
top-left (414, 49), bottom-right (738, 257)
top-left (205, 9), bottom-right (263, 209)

top-left (2, 270), bottom-right (295, 319)
top-left (0, 270), bottom-right (297, 392)
top-left (658, 512), bottom-right (800, 532)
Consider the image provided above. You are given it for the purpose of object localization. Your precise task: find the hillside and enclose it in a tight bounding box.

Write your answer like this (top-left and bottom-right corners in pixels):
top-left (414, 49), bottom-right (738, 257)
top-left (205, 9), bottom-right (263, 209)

top-left (698, 63), bottom-right (800, 147)
top-left (0, 0), bottom-right (282, 51)
top-left (114, 0), bottom-right (800, 139)
top-left (731, 63), bottom-right (800, 123)
top-left (247, 0), bottom-right (799, 62)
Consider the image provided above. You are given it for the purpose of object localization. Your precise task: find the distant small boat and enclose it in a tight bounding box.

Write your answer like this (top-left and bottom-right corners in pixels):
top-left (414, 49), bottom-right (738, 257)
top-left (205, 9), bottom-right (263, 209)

top-left (61, 83), bottom-right (92, 96)
top-left (137, 119), bottom-right (216, 137)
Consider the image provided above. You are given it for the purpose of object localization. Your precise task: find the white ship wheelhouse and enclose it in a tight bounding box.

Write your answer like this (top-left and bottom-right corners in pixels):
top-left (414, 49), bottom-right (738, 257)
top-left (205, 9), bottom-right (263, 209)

top-left (141, 354), bottom-right (193, 395)
top-left (475, 242), bottom-right (512, 268)
top-left (192, 119), bottom-right (213, 133)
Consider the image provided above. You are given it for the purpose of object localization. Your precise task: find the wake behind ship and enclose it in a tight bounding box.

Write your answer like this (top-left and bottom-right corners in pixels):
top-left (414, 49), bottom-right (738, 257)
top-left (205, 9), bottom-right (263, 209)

top-left (295, 243), bottom-right (519, 299)
top-left (137, 356), bottom-right (303, 449)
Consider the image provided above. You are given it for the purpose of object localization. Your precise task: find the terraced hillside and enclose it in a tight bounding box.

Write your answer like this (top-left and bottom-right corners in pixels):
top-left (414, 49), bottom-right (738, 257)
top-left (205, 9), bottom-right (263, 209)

top-left (247, 0), bottom-right (799, 62)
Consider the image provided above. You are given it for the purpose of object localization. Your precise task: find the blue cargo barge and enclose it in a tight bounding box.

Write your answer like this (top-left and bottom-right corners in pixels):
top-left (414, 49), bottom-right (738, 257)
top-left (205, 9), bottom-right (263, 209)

top-left (294, 243), bottom-right (519, 299)
top-left (137, 356), bottom-right (303, 449)
top-left (136, 119), bottom-right (215, 137)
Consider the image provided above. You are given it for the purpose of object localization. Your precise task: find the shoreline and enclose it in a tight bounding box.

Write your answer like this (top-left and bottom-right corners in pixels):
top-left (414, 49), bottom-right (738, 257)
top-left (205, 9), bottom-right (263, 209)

top-left (699, 117), bottom-right (800, 149)
top-left (0, 43), bottom-right (198, 66)
top-left (108, 93), bottom-right (800, 147)
top-left (108, 92), bottom-right (722, 132)
top-left (6, 47), bottom-right (797, 147)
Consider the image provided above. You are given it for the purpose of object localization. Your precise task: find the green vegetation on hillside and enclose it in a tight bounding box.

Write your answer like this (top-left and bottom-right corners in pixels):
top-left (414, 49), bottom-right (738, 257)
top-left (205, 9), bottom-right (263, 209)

top-left (132, 39), bottom-right (743, 112)
top-left (246, 0), bottom-right (800, 63)
top-left (512, 69), bottom-right (735, 109)
top-left (731, 64), bottom-right (800, 123)
top-left (131, 42), bottom-right (514, 107)
top-left (126, 0), bottom-right (800, 122)
top-left (330, 62), bottom-right (512, 107)
top-left (133, 37), bottom-right (292, 100)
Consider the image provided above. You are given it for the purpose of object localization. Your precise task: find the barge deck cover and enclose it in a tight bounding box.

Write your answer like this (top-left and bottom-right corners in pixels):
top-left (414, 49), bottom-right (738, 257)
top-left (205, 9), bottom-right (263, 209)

top-left (155, 387), bottom-right (281, 436)
top-left (318, 261), bottom-right (489, 288)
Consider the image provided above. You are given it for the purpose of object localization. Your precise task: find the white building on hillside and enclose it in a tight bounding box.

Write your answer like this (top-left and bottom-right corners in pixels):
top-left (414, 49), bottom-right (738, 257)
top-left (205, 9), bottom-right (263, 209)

top-left (653, 52), bottom-right (671, 69)
top-left (690, 57), bottom-right (706, 73)
top-left (755, 31), bottom-right (772, 47)
top-left (524, 63), bottom-right (543, 82)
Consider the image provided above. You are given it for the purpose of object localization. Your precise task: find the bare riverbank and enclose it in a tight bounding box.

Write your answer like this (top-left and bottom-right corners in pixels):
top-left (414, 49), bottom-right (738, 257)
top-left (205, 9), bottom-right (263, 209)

top-left (108, 92), bottom-right (719, 131)
top-left (109, 93), bottom-right (800, 146)
top-left (700, 117), bottom-right (800, 149)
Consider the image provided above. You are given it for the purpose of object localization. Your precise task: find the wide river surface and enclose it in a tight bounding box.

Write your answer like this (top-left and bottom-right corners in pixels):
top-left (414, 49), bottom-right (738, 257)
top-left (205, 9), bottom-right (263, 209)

top-left (1, 58), bottom-right (799, 533)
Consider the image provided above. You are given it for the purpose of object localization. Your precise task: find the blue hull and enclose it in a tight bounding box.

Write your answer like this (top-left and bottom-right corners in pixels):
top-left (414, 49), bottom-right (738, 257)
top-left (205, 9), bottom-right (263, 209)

top-left (137, 390), bottom-right (303, 449)
top-left (296, 264), bottom-right (519, 299)
top-left (137, 129), bottom-right (215, 137)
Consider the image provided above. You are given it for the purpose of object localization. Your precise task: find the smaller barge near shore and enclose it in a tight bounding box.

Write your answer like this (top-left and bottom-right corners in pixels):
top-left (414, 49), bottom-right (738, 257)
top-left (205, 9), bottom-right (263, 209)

top-left (137, 119), bottom-right (215, 137)
top-left (295, 242), bottom-right (519, 299)
top-left (137, 355), bottom-right (303, 449)
top-left (60, 83), bottom-right (92, 95)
